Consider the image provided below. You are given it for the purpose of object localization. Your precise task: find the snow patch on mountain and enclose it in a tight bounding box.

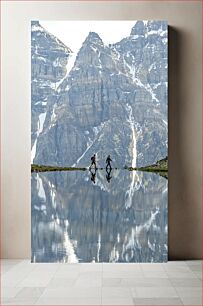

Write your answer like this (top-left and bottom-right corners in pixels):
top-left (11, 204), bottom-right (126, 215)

top-left (36, 174), bottom-right (46, 201)
top-left (72, 122), bottom-right (106, 167)
top-left (57, 52), bottom-right (77, 91)
top-left (32, 24), bottom-right (44, 32)
top-left (123, 209), bottom-right (160, 253)
top-left (63, 231), bottom-right (79, 263)
top-left (31, 112), bottom-right (46, 163)
top-left (124, 59), bottom-right (159, 103)
top-left (126, 104), bottom-right (137, 168)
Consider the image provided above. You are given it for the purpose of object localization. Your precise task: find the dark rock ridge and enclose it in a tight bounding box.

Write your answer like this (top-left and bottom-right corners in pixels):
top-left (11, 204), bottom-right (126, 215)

top-left (31, 21), bottom-right (168, 168)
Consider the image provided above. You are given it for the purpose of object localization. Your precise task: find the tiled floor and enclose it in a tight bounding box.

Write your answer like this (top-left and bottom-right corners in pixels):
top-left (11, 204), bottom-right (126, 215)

top-left (1, 260), bottom-right (202, 305)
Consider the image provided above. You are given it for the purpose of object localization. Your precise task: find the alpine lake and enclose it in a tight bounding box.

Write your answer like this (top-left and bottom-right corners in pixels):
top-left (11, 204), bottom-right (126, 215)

top-left (31, 168), bottom-right (168, 263)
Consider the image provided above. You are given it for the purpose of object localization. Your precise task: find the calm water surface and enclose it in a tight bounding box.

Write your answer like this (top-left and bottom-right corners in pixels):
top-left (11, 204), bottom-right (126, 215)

top-left (31, 169), bottom-right (168, 263)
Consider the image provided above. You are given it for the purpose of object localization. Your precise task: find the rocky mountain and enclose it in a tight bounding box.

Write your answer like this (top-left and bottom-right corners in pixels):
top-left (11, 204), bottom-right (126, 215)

top-left (31, 21), bottom-right (72, 162)
top-left (31, 21), bottom-right (168, 168)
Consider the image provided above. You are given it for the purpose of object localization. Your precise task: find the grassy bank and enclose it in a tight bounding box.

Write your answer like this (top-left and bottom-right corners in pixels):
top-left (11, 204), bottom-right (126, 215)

top-left (31, 164), bottom-right (87, 172)
top-left (31, 157), bottom-right (168, 178)
top-left (138, 168), bottom-right (168, 179)
top-left (128, 157), bottom-right (168, 179)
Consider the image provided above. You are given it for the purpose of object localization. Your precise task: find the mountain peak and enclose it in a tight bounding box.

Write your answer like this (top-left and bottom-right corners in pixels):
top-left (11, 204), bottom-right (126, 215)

top-left (32, 21), bottom-right (40, 26)
top-left (31, 21), bottom-right (44, 32)
top-left (84, 31), bottom-right (103, 45)
top-left (130, 21), bottom-right (145, 36)
top-left (147, 21), bottom-right (167, 32)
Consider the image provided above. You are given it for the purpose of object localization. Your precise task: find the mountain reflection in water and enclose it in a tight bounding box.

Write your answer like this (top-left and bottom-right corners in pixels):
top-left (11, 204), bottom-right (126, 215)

top-left (31, 170), bottom-right (168, 263)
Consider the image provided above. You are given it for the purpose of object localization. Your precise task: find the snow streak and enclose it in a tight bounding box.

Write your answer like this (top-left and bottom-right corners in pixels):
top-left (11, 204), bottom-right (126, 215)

top-left (31, 112), bottom-right (46, 163)
top-left (125, 104), bottom-right (141, 209)
top-left (56, 52), bottom-right (77, 91)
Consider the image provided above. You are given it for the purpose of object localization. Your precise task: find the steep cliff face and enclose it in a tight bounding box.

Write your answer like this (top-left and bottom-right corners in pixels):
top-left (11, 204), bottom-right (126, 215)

top-left (31, 21), bottom-right (72, 162)
top-left (32, 21), bottom-right (168, 167)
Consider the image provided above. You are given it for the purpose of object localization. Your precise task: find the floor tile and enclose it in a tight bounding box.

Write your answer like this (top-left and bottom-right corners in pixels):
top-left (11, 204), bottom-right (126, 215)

top-left (175, 287), bottom-right (202, 298)
top-left (166, 271), bottom-right (197, 279)
top-left (164, 265), bottom-right (192, 272)
top-left (133, 297), bottom-right (183, 305)
top-left (16, 266), bottom-right (58, 287)
top-left (57, 263), bottom-right (81, 271)
top-left (2, 287), bottom-right (23, 299)
top-left (75, 276), bottom-right (102, 287)
top-left (0, 259), bottom-right (24, 265)
top-left (35, 297), bottom-right (102, 305)
top-left (170, 277), bottom-right (202, 287)
top-left (47, 277), bottom-right (77, 288)
top-left (103, 270), bottom-right (144, 279)
top-left (189, 265), bottom-right (202, 272)
top-left (102, 286), bottom-right (132, 298)
top-left (14, 287), bottom-right (45, 298)
top-left (143, 271), bottom-right (168, 278)
top-left (123, 277), bottom-right (172, 287)
top-left (79, 271), bottom-right (102, 278)
top-left (180, 296), bottom-right (202, 305)
top-left (140, 263), bottom-right (165, 271)
top-left (102, 297), bottom-right (134, 305)
top-left (41, 287), bottom-right (101, 298)
top-left (1, 259), bottom-right (202, 306)
top-left (103, 263), bottom-right (142, 272)
top-left (54, 270), bottom-right (80, 278)
top-left (193, 271), bottom-right (202, 279)
top-left (2, 296), bottom-right (39, 305)
top-left (54, 265), bottom-right (81, 278)
top-left (1, 299), bottom-right (10, 305)
top-left (186, 260), bottom-right (202, 266)
top-left (164, 261), bottom-right (187, 266)
top-left (32, 263), bottom-right (60, 273)
top-left (1, 265), bottom-right (15, 274)
top-left (102, 278), bottom-right (122, 287)
top-left (135, 286), bottom-right (178, 298)
top-left (80, 263), bottom-right (103, 272)
top-left (17, 275), bottom-right (55, 287)
top-left (2, 264), bottom-right (36, 287)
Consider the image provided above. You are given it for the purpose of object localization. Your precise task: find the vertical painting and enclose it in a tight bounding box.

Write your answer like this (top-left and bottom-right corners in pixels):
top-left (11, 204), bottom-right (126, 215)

top-left (31, 21), bottom-right (168, 263)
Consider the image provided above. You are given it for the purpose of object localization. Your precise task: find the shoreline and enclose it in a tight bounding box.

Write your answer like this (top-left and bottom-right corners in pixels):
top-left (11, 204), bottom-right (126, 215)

top-left (31, 164), bottom-right (168, 178)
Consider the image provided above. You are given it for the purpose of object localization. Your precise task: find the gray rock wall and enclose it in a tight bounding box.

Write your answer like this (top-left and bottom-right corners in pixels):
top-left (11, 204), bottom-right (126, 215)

top-left (32, 21), bottom-right (168, 168)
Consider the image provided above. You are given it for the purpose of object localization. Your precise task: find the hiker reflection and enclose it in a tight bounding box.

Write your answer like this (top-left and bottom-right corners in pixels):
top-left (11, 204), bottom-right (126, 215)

top-left (90, 154), bottom-right (97, 170)
top-left (90, 169), bottom-right (97, 184)
top-left (106, 155), bottom-right (112, 171)
top-left (106, 169), bottom-right (112, 183)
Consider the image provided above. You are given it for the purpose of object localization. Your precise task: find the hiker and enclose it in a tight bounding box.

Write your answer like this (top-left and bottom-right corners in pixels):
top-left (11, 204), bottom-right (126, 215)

top-left (106, 155), bottom-right (112, 170)
top-left (90, 154), bottom-right (97, 169)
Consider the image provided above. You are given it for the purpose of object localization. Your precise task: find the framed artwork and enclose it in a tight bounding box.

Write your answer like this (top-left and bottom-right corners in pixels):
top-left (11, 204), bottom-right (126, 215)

top-left (31, 20), bottom-right (168, 263)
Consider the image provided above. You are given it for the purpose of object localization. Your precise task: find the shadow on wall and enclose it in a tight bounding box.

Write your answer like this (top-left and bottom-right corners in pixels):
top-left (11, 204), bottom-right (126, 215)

top-left (168, 26), bottom-right (202, 260)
